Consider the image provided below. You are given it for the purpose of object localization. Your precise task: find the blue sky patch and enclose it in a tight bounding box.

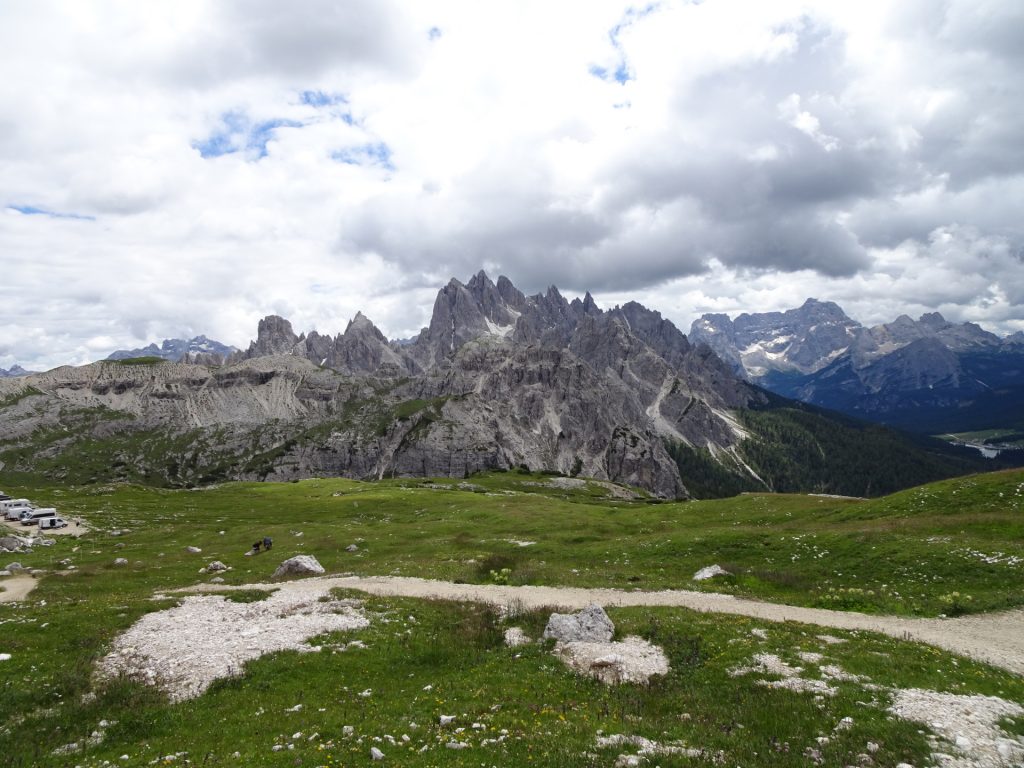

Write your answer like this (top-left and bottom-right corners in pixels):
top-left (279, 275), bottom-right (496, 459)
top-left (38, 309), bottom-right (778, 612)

top-left (332, 142), bottom-right (394, 170)
top-left (300, 90), bottom-right (348, 108)
top-left (193, 111), bottom-right (303, 159)
top-left (8, 204), bottom-right (95, 221)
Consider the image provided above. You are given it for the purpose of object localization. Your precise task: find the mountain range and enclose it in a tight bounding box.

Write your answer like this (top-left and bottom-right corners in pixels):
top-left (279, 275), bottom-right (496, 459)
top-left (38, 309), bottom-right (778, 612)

top-left (0, 365), bottom-right (35, 378)
top-left (0, 273), bottom-right (1010, 498)
top-left (106, 335), bottom-right (237, 364)
top-left (689, 301), bottom-right (1024, 434)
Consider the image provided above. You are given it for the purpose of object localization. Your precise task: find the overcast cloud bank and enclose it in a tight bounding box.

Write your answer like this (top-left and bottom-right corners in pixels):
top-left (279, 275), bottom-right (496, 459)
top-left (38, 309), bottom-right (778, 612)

top-left (2, 0), bottom-right (1022, 370)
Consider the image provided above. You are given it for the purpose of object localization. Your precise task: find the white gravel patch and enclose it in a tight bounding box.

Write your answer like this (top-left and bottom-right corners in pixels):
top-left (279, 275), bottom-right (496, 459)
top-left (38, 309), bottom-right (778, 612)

top-left (556, 636), bottom-right (669, 684)
top-left (596, 733), bottom-right (704, 761)
top-left (890, 689), bottom-right (1024, 768)
top-left (729, 653), bottom-right (838, 696)
top-left (97, 586), bottom-right (368, 701)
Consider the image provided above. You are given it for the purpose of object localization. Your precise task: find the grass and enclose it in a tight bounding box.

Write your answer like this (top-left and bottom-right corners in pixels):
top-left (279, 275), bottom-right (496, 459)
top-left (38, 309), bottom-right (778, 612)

top-left (1, 469), bottom-right (1023, 765)
top-left (5, 468), bottom-right (1021, 616)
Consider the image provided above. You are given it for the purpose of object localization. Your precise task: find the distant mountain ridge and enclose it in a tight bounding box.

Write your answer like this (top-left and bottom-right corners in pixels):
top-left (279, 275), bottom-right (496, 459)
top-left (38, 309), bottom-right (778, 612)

top-left (689, 302), bottom-right (1024, 433)
top-left (107, 335), bottom-right (237, 364)
top-left (0, 365), bottom-right (34, 378)
top-left (0, 273), bottom-right (1007, 498)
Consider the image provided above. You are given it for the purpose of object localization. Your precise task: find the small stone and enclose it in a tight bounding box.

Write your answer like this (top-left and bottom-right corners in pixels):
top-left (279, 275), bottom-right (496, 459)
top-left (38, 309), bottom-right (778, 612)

top-left (209, 576), bottom-right (225, 584)
top-left (866, 741), bottom-right (879, 753)
top-left (346, 544), bottom-right (358, 552)
top-left (205, 561), bottom-right (228, 573)
top-left (343, 726), bottom-right (354, 736)
top-left (185, 546), bottom-right (202, 554)
top-left (439, 715), bottom-right (455, 725)
top-left (954, 736), bottom-right (971, 750)
top-left (504, 627), bottom-right (530, 647)
top-left (113, 558), bottom-right (128, 566)
top-left (370, 747), bottom-right (384, 760)
top-left (0, 653), bottom-right (11, 661)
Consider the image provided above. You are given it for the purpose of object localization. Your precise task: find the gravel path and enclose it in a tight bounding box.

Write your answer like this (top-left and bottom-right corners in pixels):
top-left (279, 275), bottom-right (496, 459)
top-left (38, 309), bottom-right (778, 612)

top-left (180, 575), bottom-right (1024, 676)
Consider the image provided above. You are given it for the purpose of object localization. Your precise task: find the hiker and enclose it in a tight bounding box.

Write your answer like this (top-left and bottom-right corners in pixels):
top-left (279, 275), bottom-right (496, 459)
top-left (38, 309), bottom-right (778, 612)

top-left (263, 536), bottom-right (272, 551)
top-left (252, 541), bottom-right (261, 555)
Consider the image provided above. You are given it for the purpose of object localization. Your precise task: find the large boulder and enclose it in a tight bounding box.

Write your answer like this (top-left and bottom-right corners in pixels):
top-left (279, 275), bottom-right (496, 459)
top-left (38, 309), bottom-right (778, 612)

top-left (272, 555), bottom-right (325, 578)
top-left (542, 604), bottom-right (614, 643)
top-left (0, 536), bottom-right (27, 553)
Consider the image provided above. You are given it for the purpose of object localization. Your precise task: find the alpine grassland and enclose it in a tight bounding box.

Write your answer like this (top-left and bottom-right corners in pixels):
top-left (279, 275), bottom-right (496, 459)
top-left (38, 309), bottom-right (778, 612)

top-left (1, 468), bottom-right (1023, 766)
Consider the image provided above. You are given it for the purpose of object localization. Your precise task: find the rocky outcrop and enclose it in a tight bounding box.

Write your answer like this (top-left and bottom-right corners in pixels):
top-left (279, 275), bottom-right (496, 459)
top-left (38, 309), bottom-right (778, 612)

top-left (272, 555), bottom-right (325, 578)
top-left (543, 604), bottom-right (615, 643)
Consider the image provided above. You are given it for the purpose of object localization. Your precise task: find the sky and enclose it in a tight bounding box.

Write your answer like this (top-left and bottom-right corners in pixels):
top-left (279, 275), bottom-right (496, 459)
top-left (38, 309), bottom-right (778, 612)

top-left (2, 0), bottom-right (1024, 370)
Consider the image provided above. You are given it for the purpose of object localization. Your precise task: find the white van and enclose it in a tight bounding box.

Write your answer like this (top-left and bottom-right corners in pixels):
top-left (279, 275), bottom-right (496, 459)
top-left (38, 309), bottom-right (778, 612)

top-left (38, 516), bottom-right (68, 530)
top-left (2, 499), bottom-right (34, 521)
top-left (20, 508), bottom-right (56, 526)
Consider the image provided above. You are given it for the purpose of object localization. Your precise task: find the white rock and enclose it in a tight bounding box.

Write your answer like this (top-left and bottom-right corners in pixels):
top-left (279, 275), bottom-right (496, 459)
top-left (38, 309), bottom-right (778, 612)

top-left (0, 653), bottom-right (11, 661)
top-left (439, 715), bottom-right (455, 725)
top-left (205, 561), bottom-right (228, 572)
top-left (692, 564), bottom-right (730, 581)
top-left (185, 546), bottom-right (202, 554)
top-left (113, 558), bottom-right (128, 566)
top-left (504, 627), bottom-right (530, 647)
top-left (272, 555), bottom-right (325, 578)
top-left (370, 747), bottom-right (384, 760)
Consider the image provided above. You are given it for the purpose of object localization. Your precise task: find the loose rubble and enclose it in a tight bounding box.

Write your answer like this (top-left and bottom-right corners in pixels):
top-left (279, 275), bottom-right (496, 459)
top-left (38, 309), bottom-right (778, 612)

top-left (557, 636), bottom-right (670, 685)
top-left (96, 586), bottom-right (368, 701)
top-left (890, 688), bottom-right (1024, 768)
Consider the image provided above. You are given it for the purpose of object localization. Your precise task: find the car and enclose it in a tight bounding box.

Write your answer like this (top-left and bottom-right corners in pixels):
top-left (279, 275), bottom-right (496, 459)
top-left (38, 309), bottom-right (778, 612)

top-left (38, 516), bottom-right (68, 530)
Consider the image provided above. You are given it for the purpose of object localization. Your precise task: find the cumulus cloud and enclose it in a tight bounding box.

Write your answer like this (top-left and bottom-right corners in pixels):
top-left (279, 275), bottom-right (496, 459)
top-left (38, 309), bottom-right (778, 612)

top-left (0, 0), bottom-right (1022, 369)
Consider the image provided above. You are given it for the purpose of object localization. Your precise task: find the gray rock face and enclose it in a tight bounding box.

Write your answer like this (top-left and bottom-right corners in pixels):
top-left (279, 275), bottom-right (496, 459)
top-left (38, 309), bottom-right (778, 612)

top-left (0, 272), bottom-right (782, 498)
top-left (543, 604), bottom-right (615, 643)
top-left (0, 536), bottom-right (27, 553)
top-left (205, 561), bottom-right (228, 573)
top-left (272, 555), bottom-right (325, 578)
top-left (689, 299), bottom-right (860, 378)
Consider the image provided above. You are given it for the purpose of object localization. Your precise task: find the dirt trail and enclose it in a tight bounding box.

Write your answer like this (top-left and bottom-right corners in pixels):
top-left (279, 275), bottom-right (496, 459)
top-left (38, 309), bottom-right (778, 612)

top-left (0, 575), bottom-right (37, 603)
top-left (177, 575), bottom-right (1024, 677)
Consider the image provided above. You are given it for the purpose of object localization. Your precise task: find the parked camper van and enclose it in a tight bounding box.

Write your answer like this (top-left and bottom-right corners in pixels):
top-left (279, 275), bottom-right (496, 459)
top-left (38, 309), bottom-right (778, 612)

top-left (2, 499), bottom-right (34, 521)
top-left (20, 508), bottom-right (56, 526)
top-left (38, 516), bottom-right (68, 530)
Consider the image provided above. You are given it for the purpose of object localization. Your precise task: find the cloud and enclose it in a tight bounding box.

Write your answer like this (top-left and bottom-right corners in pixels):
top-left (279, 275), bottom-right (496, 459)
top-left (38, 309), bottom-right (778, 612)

top-left (0, 0), bottom-right (1022, 370)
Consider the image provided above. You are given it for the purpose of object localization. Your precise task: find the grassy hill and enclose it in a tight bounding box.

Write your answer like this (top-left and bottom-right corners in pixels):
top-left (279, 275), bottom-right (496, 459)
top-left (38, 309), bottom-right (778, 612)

top-left (2, 470), bottom-right (1023, 766)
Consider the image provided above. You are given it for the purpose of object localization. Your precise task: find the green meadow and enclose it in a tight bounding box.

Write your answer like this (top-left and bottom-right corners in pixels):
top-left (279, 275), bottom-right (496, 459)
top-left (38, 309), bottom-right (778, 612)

top-left (1, 468), bottom-right (1023, 766)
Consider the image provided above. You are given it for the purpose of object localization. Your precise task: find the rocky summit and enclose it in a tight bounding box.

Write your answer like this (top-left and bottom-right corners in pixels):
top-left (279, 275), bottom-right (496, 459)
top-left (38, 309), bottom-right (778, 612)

top-left (0, 273), bottom-right (992, 498)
